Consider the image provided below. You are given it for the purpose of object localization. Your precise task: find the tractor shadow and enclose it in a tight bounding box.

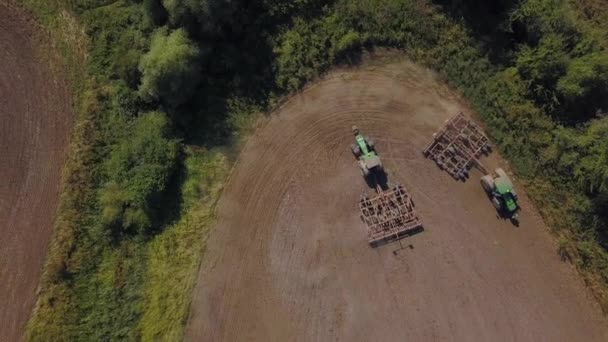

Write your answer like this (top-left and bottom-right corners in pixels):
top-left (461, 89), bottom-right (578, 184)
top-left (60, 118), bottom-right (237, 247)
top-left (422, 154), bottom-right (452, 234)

top-left (364, 168), bottom-right (389, 191)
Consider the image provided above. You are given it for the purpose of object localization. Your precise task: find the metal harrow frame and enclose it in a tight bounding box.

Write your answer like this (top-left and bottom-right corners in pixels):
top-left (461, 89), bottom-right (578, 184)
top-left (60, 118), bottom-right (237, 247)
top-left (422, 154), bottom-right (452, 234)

top-left (359, 184), bottom-right (422, 246)
top-left (423, 112), bottom-right (491, 180)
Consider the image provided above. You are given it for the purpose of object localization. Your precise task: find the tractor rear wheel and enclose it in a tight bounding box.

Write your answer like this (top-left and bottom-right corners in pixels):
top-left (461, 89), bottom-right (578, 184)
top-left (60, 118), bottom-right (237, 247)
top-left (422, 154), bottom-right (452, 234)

top-left (482, 144), bottom-right (492, 155)
top-left (480, 175), bottom-right (494, 194)
top-left (510, 213), bottom-right (519, 225)
top-left (358, 160), bottom-right (369, 177)
top-left (351, 144), bottom-right (361, 157)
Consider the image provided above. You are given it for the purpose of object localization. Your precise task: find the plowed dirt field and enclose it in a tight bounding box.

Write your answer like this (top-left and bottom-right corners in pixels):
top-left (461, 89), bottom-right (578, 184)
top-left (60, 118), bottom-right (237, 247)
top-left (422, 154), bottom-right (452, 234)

top-left (0, 3), bottom-right (72, 340)
top-left (186, 59), bottom-right (608, 341)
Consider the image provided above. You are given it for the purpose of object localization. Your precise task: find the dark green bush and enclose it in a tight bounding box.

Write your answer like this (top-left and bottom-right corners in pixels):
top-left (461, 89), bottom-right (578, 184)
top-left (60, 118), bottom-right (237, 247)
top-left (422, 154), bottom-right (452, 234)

top-left (101, 111), bottom-right (179, 234)
top-left (138, 28), bottom-right (201, 107)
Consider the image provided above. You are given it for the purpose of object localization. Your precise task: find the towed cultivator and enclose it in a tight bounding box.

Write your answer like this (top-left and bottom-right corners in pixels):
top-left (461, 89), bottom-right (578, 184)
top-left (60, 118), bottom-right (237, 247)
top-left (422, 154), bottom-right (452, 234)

top-left (351, 126), bottom-right (422, 247)
top-left (359, 184), bottom-right (422, 247)
top-left (424, 112), bottom-right (521, 224)
top-left (423, 112), bottom-right (491, 180)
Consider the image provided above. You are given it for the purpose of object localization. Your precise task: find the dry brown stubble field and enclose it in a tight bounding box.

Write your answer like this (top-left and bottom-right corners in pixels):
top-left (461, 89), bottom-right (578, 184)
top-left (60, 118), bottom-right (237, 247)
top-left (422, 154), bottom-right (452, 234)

top-left (186, 59), bottom-right (608, 342)
top-left (0, 2), bottom-right (72, 340)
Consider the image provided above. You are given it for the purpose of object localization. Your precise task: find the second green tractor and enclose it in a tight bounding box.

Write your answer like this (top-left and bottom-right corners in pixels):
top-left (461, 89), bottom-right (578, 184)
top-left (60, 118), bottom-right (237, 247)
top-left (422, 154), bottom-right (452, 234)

top-left (481, 168), bottom-right (520, 224)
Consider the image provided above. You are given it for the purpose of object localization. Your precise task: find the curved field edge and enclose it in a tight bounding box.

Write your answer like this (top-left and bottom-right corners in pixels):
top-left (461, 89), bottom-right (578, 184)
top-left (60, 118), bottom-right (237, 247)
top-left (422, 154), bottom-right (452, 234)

top-left (16, 0), bottom-right (91, 339)
top-left (20, 0), bottom-right (608, 340)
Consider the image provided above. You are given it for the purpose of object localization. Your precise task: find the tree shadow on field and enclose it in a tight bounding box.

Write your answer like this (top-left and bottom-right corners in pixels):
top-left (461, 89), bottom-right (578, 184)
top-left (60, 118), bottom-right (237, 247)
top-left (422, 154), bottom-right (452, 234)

top-left (136, 1), bottom-right (293, 242)
top-left (335, 44), bottom-right (365, 68)
top-left (175, 1), bottom-right (377, 149)
top-left (174, 1), bottom-right (292, 149)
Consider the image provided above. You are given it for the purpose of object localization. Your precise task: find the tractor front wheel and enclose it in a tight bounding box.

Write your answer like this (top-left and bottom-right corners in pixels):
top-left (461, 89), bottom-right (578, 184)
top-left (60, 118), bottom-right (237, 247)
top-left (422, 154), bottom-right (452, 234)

top-left (367, 138), bottom-right (376, 151)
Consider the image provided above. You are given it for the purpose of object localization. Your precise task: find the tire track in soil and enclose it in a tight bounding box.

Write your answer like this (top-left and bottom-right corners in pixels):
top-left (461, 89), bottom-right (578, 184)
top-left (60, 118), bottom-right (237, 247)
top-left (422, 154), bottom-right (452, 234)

top-left (0, 3), bottom-right (72, 340)
top-left (186, 60), bottom-right (608, 341)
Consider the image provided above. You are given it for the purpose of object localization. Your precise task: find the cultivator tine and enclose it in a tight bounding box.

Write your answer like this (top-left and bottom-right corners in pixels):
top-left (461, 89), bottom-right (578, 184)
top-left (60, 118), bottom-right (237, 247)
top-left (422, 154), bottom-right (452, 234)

top-left (359, 184), bottom-right (423, 246)
top-left (423, 112), bottom-right (490, 180)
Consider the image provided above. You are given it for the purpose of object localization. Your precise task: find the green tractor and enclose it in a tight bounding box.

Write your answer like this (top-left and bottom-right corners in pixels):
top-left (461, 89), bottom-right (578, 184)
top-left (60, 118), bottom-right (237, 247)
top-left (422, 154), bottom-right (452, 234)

top-left (351, 126), bottom-right (383, 177)
top-left (480, 168), bottom-right (520, 224)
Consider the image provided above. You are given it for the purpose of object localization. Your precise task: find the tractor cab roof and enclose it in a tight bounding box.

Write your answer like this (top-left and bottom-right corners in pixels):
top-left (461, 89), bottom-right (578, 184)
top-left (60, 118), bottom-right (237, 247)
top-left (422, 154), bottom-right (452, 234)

top-left (494, 178), bottom-right (513, 195)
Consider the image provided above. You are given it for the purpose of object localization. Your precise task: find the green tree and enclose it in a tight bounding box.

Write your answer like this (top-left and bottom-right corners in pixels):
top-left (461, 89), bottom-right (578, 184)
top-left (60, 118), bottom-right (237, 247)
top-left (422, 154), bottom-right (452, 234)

top-left (557, 52), bottom-right (608, 101)
top-left (101, 111), bottom-right (179, 234)
top-left (160, 0), bottom-right (213, 31)
top-left (553, 117), bottom-right (608, 193)
top-left (574, 117), bottom-right (608, 193)
top-left (509, 0), bottom-right (578, 44)
top-left (555, 52), bottom-right (608, 120)
top-left (515, 33), bottom-right (569, 109)
top-left (138, 27), bottom-right (201, 107)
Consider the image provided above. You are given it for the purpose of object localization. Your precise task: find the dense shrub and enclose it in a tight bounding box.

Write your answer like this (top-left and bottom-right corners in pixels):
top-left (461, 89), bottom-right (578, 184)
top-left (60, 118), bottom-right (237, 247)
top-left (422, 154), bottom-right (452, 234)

top-left (100, 111), bottom-right (179, 234)
top-left (138, 28), bottom-right (201, 107)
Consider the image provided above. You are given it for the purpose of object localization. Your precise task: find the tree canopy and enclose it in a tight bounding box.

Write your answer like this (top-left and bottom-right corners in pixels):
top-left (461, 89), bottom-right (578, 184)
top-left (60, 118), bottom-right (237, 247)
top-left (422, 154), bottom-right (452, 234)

top-left (138, 27), bottom-right (201, 107)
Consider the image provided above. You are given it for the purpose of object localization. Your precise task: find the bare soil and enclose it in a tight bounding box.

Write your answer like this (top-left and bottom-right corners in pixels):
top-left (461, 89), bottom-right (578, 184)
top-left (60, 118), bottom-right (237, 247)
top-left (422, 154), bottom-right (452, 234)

top-left (0, 3), bottom-right (72, 340)
top-left (186, 59), bottom-right (608, 341)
